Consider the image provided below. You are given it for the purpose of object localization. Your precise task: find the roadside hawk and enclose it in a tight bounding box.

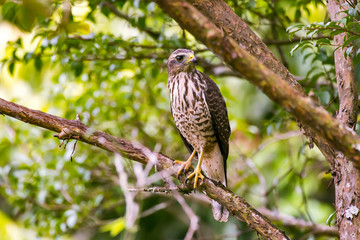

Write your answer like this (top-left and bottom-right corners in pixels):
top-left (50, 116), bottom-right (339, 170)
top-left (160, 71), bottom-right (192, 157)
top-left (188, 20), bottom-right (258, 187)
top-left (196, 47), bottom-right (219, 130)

top-left (167, 49), bottom-right (231, 222)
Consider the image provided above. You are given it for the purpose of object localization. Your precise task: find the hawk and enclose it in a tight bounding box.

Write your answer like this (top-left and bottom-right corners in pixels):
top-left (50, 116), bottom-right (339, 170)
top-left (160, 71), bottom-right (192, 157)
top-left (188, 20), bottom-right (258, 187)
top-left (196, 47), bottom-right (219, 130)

top-left (167, 49), bottom-right (231, 222)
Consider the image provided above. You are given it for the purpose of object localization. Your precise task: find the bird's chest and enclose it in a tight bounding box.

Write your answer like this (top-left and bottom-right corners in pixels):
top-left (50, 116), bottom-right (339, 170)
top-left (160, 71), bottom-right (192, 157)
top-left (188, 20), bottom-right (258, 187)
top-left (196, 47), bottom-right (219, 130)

top-left (172, 94), bottom-right (210, 128)
top-left (170, 78), bottom-right (215, 150)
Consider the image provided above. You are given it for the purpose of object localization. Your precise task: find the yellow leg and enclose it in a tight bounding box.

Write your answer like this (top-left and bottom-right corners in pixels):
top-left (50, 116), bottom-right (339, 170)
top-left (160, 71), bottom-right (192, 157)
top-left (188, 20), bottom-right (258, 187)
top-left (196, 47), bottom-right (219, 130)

top-left (174, 150), bottom-right (196, 175)
top-left (186, 150), bottom-right (205, 189)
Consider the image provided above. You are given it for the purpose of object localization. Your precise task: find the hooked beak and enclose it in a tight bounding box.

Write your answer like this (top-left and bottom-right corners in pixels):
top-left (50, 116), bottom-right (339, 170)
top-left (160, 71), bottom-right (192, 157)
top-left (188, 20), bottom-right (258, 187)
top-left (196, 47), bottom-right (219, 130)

top-left (185, 53), bottom-right (198, 64)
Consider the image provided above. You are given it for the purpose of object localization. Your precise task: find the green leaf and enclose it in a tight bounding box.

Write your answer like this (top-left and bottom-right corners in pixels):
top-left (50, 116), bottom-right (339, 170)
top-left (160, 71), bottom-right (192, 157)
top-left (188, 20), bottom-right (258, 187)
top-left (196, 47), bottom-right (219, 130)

top-left (297, 143), bottom-right (306, 159)
top-left (330, 29), bottom-right (345, 37)
top-left (24, 52), bottom-right (33, 63)
top-left (8, 61), bottom-right (15, 75)
top-left (65, 22), bottom-right (90, 35)
top-left (34, 56), bottom-right (42, 71)
top-left (300, 43), bottom-right (314, 54)
top-left (310, 72), bottom-right (325, 86)
top-left (16, 5), bottom-right (36, 31)
top-left (286, 24), bottom-right (303, 33)
top-left (326, 211), bottom-right (337, 226)
top-left (345, 45), bottom-right (354, 58)
top-left (338, 17), bottom-right (348, 26)
top-left (342, 35), bottom-right (358, 49)
top-left (138, 17), bottom-right (146, 28)
top-left (315, 38), bottom-right (331, 46)
top-left (354, 48), bottom-right (360, 65)
top-left (72, 62), bottom-right (84, 77)
top-left (1, 2), bottom-right (19, 22)
top-left (346, 21), bottom-right (360, 31)
top-left (354, 53), bottom-right (360, 65)
top-left (290, 43), bottom-right (300, 56)
top-left (101, 217), bottom-right (126, 237)
top-left (295, 9), bottom-right (301, 21)
top-left (303, 52), bottom-right (314, 62)
top-left (310, 29), bottom-right (319, 37)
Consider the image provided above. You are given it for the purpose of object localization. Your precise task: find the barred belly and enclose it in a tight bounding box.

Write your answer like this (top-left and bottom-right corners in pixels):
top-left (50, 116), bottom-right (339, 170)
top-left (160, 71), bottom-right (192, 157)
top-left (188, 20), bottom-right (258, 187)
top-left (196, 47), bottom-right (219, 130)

top-left (168, 72), bottom-right (217, 152)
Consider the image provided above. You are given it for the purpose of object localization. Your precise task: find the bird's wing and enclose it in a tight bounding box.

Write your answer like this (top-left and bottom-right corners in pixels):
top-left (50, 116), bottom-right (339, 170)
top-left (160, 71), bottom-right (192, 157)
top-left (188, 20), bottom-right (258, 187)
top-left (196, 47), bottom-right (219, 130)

top-left (203, 73), bottom-right (231, 162)
top-left (170, 102), bottom-right (195, 155)
top-left (178, 129), bottom-right (195, 155)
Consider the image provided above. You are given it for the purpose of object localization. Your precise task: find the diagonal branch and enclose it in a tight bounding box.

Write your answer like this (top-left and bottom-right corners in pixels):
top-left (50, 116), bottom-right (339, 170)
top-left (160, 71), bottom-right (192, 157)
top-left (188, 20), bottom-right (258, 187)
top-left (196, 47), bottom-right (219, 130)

top-left (188, 0), bottom-right (338, 166)
top-left (0, 97), bottom-right (290, 240)
top-left (181, 0), bottom-right (338, 166)
top-left (187, 0), bottom-right (303, 92)
top-left (153, 0), bottom-right (360, 164)
top-left (258, 208), bottom-right (338, 237)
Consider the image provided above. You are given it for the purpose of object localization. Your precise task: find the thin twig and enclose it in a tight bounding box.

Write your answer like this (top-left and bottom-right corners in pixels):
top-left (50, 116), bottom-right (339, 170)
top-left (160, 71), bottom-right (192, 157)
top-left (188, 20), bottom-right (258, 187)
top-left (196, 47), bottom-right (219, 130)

top-left (140, 147), bottom-right (199, 240)
top-left (264, 36), bottom-right (332, 45)
top-left (128, 187), bottom-right (178, 193)
top-left (305, 26), bottom-right (360, 37)
top-left (140, 202), bottom-right (169, 218)
top-left (114, 154), bottom-right (139, 230)
top-left (258, 207), bottom-right (338, 236)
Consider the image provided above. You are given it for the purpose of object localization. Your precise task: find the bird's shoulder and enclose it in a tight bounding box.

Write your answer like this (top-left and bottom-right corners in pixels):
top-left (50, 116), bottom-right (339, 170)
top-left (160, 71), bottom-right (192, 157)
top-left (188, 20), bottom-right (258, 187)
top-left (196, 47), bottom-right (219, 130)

top-left (195, 70), bottom-right (224, 102)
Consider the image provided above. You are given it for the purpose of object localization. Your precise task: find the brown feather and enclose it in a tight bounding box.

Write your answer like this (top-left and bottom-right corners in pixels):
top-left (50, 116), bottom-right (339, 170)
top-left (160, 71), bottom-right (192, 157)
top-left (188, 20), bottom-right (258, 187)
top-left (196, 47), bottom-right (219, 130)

top-left (167, 49), bottom-right (231, 222)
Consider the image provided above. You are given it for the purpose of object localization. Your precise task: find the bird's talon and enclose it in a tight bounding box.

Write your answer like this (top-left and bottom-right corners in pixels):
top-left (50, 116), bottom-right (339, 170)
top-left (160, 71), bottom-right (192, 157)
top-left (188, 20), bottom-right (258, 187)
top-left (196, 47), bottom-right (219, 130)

top-left (186, 169), bottom-right (205, 189)
top-left (168, 49), bottom-right (230, 222)
top-left (173, 160), bottom-right (182, 165)
top-left (175, 159), bottom-right (194, 177)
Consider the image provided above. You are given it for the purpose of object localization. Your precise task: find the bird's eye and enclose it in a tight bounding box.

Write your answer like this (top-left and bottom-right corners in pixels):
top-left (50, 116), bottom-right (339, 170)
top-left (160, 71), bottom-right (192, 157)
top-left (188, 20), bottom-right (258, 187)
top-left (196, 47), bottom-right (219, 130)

top-left (176, 55), bottom-right (184, 62)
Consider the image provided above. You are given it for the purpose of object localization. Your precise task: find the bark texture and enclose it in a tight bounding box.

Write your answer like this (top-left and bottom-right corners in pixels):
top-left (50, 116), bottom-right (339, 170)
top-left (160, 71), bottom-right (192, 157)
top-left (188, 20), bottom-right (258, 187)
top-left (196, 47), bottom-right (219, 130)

top-left (328, 1), bottom-right (360, 239)
top-left (188, 0), bottom-right (302, 92)
top-left (153, 0), bottom-right (360, 163)
top-left (0, 97), bottom-right (290, 240)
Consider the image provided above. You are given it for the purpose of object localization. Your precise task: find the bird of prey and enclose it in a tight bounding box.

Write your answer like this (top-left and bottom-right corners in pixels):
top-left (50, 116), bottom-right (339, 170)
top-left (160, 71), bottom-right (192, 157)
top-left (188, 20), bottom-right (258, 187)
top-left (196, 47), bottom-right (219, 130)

top-left (167, 49), bottom-right (231, 222)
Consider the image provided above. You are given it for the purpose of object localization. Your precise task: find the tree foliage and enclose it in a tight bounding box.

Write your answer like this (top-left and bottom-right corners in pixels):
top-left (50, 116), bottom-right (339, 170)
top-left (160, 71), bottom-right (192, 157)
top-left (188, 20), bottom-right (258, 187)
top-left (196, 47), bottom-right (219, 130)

top-left (0, 0), bottom-right (357, 239)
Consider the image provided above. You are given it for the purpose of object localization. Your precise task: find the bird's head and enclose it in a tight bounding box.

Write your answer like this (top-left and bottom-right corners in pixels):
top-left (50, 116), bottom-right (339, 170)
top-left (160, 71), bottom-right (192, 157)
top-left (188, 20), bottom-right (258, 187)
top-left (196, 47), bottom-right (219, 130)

top-left (167, 49), bottom-right (198, 75)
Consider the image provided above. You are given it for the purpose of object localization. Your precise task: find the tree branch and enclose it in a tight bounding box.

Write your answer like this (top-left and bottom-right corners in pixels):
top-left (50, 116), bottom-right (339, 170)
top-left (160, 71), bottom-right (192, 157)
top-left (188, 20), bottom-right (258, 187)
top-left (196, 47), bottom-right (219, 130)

top-left (328, 3), bottom-right (358, 128)
top-left (153, 0), bottom-right (360, 164)
top-left (0, 97), bottom-right (290, 240)
top-left (187, 0), bottom-right (302, 91)
top-left (263, 36), bottom-right (333, 46)
top-left (186, 0), bottom-right (338, 167)
top-left (328, 1), bottom-right (360, 238)
top-left (258, 208), bottom-right (338, 237)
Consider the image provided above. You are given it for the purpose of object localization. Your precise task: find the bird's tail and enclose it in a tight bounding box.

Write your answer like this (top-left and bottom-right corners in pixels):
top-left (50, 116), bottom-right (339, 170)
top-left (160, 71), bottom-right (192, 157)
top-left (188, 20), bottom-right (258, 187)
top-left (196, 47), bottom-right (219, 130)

top-left (201, 143), bottom-right (229, 222)
top-left (211, 200), bottom-right (229, 222)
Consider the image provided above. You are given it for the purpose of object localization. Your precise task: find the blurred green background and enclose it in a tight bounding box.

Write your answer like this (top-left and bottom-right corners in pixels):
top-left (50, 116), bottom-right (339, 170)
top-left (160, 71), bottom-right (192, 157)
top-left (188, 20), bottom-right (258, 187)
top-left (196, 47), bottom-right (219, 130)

top-left (0, 0), bottom-right (342, 239)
